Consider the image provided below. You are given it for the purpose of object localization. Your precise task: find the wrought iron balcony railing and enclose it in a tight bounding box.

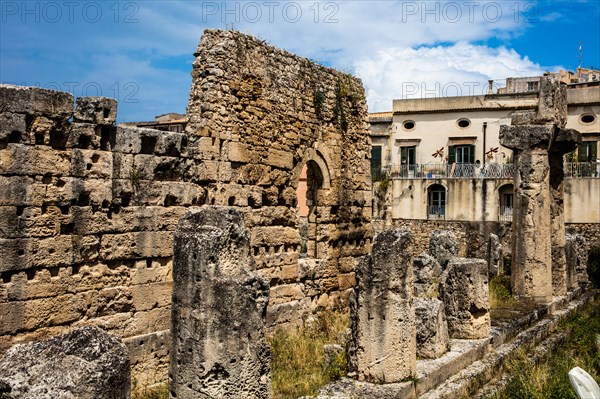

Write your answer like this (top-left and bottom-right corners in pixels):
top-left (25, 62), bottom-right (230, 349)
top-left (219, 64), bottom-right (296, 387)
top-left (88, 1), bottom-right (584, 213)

top-left (388, 163), bottom-right (516, 179)
top-left (564, 162), bottom-right (600, 178)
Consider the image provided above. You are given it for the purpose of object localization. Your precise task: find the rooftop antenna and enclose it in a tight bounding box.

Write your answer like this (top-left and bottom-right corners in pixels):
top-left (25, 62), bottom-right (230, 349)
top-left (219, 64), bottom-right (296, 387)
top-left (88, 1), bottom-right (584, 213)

top-left (577, 42), bottom-right (583, 70)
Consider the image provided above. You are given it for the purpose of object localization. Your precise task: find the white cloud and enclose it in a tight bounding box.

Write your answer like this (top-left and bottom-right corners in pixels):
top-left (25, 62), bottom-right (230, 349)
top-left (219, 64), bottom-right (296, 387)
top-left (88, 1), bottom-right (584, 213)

top-left (355, 42), bottom-right (561, 112)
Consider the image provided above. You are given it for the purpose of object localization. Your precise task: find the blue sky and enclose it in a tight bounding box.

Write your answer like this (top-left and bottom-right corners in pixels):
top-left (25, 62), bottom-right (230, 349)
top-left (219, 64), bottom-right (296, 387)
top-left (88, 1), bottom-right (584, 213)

top-left (1, 1), bottom-right (599, 121)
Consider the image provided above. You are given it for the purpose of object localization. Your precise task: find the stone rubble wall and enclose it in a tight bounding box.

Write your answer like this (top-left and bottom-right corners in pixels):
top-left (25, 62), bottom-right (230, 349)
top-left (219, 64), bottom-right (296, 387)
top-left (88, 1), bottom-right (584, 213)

top-left (0, 29), bottom-right (373, 387)
top-left (0, 85), bottom-right (189, 387)
top-left (186, 30), bottom-right (372, 328)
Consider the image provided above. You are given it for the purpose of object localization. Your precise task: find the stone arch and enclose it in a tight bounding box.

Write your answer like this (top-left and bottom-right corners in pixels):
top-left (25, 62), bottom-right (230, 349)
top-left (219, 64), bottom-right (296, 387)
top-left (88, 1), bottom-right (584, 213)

top-left (296, 152), bottom-right (330, 259)
top-left (294, 147), bottom-right (331, 189)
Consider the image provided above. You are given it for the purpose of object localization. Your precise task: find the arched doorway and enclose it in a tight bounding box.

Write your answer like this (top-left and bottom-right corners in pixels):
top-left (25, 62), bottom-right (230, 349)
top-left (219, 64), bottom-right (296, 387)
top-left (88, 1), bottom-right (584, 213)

top-left (297, 160), bottom-right (325, 258)
top-left (498, 184), bottom-right (514, 222)
top-left (427, 184), bottom-right (446, 219)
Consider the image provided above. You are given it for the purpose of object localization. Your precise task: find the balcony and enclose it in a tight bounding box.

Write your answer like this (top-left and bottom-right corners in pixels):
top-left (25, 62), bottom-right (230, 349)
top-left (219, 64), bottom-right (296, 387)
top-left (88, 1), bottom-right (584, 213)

top-left (498, 206), bottom-right (513, 222)
top-left (388, 163), bottom-right (516, 180)
top-left (564, 162), bottom-right (600, 178)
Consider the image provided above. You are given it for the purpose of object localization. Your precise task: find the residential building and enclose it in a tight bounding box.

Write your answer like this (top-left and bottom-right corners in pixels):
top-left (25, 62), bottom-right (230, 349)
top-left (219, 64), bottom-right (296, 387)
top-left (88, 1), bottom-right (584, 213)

top-left (370, 75), bottom-right (600, 224)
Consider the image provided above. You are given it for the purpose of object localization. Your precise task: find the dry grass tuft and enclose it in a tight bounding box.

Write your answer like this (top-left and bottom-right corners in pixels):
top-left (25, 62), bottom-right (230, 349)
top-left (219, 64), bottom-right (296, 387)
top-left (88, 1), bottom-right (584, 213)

top-left (269, 310), bottom-right (350, 399)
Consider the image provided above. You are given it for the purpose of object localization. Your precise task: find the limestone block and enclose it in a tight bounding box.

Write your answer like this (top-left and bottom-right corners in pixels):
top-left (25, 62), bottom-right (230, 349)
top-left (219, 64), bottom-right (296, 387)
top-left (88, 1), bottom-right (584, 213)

top-left (49, 178), bottom-right (112, 207)
top-left (413, 252), bottom-right (441, 297)
top-left (154, 131), bottom-right (185, 156)
top-left (0, 292), bottom-right (86, 334)
top-left (0, 145), bottom-right (71, 176)
top-left (112, 125), bottom-right (144, 153)
top-left (499, 124), bottom-right (554, 151)
top-left (0, 326), bottom-right (130, 399)
top-left (0, 236), bottom-right (73, 273)
top-left (439, 257), bottom-right (490, 339)
top-left (0, 84), bottom-right (73, 119)
top-left (70, 149), bottom-right (113, 179)
top-left (266, 298), bottom-right (310, 328)
top-left (266, 148), bottom-right (293, 169)
top-left (510, 110), bottom-right (536, 125)
top-left (112, 152), bottom-right (135, 179)
top-left (100, 231), bottom-right (174, 261)
top-left (536, 76), bottom-right (567, 128)
top-left (350, 228), bottom-right (416, 383)
top-left (551, 128), bottom-right (581, 154)
top-left (72, 234), bottom-right (100, 263)
top-left (251, 226), bottom-right (300, 247)
top-left (170, 207), bottom-right (271, 398)
top-left (0, 112), bottom-right (27, 143)
top-left (130, 281), bottom-right (172, 312)
top-left (184, 159), bottom-right (220, 183)
top-left (430, 230), bottom-right (458, 268)
top-left (0, 206), bottom-right (64, 238)
top-left (67, 122), bottom-right (102, 149)
top-left (192, 136), bottom-right (219, 160)
top-left (269, 284), bottom-right (305, 305)
top-left (227, 141), bottom-right (251, 163)
top-left (74, 96), bottom-right (117, 125)
top-left (133, 154), bottom-right (185, 181)
top-left (414, 298), bottom-right (449, 359)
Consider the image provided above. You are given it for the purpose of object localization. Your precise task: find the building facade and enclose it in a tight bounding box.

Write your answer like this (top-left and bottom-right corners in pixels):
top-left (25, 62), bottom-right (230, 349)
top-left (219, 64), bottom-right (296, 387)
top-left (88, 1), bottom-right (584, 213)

top-left (370, 78), bottom-right (600, 224)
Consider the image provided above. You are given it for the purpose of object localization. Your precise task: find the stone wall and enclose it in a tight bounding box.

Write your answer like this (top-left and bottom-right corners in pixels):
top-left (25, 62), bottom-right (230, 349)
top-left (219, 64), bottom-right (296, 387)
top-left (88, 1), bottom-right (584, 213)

top-left (0, 85), bottom-right (191, 387)
top-left (186, 30), bottom-right (372, 327)
top-left (0, 29), bottom-right (372, 387)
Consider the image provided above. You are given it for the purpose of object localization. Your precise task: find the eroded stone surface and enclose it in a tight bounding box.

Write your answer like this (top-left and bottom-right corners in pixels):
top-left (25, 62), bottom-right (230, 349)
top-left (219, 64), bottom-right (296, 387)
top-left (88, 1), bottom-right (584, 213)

top-left (350, 229), bottom-right (416, 383)
top-left (430, 230), bottom-right (458, 268)
top-left (170, 207), bottom-right (271, 399)
top-left (488, 233), bottom-right (502, 276)
top-left (439, 258), bottom-right (490, 339)
top-left (0, 326), bottom-right (130, 399)
top-left (413, 253), bottom-right (441, 297)
top-left (415, 298), bottom-right (449, 359)
top-left (499, 76), bottom-right (580, 303)
top-left (565, 234), bottom-right (589, 289)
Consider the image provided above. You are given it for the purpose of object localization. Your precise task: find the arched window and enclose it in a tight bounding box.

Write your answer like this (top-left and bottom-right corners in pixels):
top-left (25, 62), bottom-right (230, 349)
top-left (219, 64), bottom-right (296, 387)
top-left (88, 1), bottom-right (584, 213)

top-left (427, 184), bottom-right (446, 219)
top-left (297, 160), bottom-right (325, 258)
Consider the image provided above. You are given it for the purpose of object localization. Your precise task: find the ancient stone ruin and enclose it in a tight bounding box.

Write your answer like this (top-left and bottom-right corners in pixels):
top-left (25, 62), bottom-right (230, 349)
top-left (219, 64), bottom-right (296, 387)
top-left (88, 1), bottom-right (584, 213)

top-left (349, 229), bottom-right (416, 383)
top-left (0, 326), bottom-right (130, 399)
top-left (170, 207), bottom-right (271, 398)
top-left (500, 77), bottom-right (581, 303)
top-left (0, 29), bottom-right (372, 387)
top-left (0, 28), bottom-right (596, 399)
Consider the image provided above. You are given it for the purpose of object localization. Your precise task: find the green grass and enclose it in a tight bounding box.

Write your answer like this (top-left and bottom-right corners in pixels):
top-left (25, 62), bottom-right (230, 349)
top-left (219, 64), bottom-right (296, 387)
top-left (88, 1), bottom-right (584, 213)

top-left (269, 310), bottom-right (350, 399)
top-left (490, 275), bottom-right (519, 309)
top-left (131, 383), bottom-right (168, 399)
top-left (491, 298), bottom-right (600, 399)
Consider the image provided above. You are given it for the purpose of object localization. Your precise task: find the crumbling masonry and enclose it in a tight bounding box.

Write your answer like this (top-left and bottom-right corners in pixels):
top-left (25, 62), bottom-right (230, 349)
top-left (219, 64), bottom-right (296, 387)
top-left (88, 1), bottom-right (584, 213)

top-left (0, 29), bottom-right (372, 385)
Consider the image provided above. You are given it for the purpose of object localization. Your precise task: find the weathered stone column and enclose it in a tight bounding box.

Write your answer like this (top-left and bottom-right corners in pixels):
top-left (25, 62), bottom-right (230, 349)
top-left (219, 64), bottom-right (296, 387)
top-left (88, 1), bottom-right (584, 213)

top-left (414, 298), bottom-right (450, 359)
top-left (549, 129), bottom-right (581, 295)
top-left (169, 207), bottom-right (271, 399)
top-left (439, 258), bottom-right (490, 339)
top-left (500, 77), bottom-right (580, 303)
top-left (350, 229), bottom-right (416, 383)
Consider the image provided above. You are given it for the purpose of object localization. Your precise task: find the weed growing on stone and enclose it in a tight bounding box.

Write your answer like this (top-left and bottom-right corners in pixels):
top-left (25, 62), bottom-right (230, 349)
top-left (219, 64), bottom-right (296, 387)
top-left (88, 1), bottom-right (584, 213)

top-left (490, 275), bottom-right (518, 308)
top-left (492, 298), bottom-right (600, 399)
top-left (269, 310), bottom-right (350, 399)
top-left (131, 383), bottom-right (168, 399)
